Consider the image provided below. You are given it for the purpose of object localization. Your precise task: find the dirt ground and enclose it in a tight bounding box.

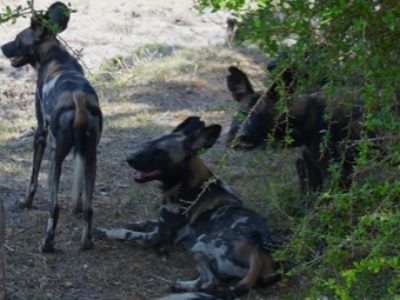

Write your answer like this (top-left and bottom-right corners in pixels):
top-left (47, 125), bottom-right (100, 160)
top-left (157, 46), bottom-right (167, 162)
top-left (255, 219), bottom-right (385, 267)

top-left (0, 1), bottom-right (299, 299)
top-left (0, 0), bottom-right (228, 119)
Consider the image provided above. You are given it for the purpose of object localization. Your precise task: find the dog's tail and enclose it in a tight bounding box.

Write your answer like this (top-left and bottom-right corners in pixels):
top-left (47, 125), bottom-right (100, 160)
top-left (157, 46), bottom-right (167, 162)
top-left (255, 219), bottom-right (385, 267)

top-left (211, 250), bottom-right (279, 299)
top-left (156, 292), bottom-right (216, 300)
top-left (158, 250), bottom-right (281, 300)
top-left (71, 92), bottom-right (88, 210)
top-left (155, 286), bottom-right (253, 300)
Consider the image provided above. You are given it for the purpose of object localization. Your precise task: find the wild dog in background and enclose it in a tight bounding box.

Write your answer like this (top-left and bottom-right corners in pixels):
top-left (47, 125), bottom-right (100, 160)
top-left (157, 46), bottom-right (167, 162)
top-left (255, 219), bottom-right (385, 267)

top-left (225, 66), bottom-right (297, 148)
top-left (225, 66), bottom-right (362, 193)
top-left (225, 43), bottom-right (330, 149)
top-left (1, 2), bottom-right (102, 252)
top-left (95, 117), bottom-right (279, 299)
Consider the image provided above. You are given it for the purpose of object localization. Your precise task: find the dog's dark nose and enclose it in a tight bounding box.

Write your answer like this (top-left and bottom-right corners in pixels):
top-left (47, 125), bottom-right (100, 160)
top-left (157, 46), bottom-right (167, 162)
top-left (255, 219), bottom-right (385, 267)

top-left (1, 44), bottom-right (7, 54)
top-left (1, 41), bottom-right (15, 58)
top-left (126, 153), bottom-right (137, 167)
top-left (126, 157), bottom-right (134, 167)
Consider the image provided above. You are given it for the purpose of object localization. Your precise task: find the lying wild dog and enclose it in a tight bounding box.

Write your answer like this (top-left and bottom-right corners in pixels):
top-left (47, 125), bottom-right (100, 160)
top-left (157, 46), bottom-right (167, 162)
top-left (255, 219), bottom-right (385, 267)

top-left (225, 66), bottom-right (363, 193)
top-left (1, 2), bottom-right (102, 252)
top-left (94, 117), bottom-right (279, 298)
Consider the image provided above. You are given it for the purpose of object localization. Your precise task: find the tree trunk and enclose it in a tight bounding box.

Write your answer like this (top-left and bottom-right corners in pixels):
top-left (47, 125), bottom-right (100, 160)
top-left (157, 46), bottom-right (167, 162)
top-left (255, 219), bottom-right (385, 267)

top-left (0, 199), bottom-right (5, 300)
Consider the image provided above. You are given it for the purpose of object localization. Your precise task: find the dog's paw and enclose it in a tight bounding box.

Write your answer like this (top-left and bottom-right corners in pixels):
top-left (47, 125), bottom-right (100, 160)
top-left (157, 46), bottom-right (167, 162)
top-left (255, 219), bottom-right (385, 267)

top-left (169, 280), bottom-right (180, 292)
top-left (13, 199), bottom-right (32, 210)
top-left (40, 241), bottom-right (56, 253)
top-left (72, 205), bottom-right (83, 215)
top-left (93, 227), bottom-right (108, 239)
top-left (80, 239), bottom-right (94, 251)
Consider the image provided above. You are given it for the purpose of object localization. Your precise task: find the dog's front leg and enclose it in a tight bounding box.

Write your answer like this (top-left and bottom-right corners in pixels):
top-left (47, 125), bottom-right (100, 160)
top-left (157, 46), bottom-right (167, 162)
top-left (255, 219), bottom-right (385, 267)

top-left (95, 204), bottom-right (186, 252)
top-left (94, 225), bottom-right (162, 247)
top-left (94, 220), bottom-right (159, 241)
top-left (21, 127), bottom-right (48, 208)
top-left (41, 132), bottom-right (74, 253)
top-left (124, 220), bottom-right (159, 231)
top-left (21, 93), bottom-right (48, 209)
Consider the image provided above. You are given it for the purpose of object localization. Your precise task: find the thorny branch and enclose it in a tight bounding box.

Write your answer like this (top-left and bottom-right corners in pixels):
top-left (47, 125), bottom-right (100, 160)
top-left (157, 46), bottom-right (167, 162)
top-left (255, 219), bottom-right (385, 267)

top-left (183, 62), bottom-right (296, 216)
top-left (1, 1), bottom-right (92, 74)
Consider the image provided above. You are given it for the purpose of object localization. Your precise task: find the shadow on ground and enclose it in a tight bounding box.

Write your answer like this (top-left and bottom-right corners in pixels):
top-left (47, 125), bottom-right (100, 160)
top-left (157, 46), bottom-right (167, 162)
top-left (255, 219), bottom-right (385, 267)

top-left (0, 44), bottom-right (301, 299)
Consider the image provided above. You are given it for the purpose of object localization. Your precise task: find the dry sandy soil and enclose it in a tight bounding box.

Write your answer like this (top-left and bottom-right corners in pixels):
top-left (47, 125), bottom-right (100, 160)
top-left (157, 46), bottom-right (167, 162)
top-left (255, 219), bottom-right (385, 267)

top-left (0, 1), bottom-right (299, 299)
top-left (0, 0), bottom-right (228, 119)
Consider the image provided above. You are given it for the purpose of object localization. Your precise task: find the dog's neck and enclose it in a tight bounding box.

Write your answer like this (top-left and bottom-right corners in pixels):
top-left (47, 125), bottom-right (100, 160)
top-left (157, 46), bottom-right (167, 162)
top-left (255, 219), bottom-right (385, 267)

top-left (162, 156), bottom-right (242, 223)
top-left (162, 156), bottom-right (213, 200)
top-left (35, 39), bottom-right (83, 75)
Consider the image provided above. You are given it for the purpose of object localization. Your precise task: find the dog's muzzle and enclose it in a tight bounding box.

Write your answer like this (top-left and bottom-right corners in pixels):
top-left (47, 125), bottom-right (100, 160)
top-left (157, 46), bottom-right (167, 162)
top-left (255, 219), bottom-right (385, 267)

top-left (1, 41), bottom-right (17, 58)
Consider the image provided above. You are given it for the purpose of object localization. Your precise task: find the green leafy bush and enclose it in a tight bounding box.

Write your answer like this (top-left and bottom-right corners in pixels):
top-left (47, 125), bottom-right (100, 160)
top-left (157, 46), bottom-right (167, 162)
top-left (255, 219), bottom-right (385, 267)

top-left (197, 0), bottom-right (400, 298)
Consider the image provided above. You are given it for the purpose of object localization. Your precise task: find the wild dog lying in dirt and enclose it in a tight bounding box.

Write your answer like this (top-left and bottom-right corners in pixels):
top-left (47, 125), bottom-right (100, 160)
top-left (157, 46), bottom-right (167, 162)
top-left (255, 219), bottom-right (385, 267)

top-left (1, 2), bottom-right (102, 252)
top-left (225, 66), bottom-right (363, 193)
top-left (94, 117), bottom-right (279, 298)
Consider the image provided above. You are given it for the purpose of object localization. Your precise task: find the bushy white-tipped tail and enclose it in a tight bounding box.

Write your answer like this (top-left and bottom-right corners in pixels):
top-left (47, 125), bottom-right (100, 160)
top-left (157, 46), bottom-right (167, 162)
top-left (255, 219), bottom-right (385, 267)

top-left (71, 153), bottom-right (85, 212)
top-left (157, 292), bottom-right (214, 300)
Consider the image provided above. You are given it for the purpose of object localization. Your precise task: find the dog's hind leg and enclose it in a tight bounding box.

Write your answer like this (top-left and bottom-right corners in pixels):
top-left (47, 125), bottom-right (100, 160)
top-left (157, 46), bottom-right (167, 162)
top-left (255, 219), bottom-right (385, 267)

top-left (302, 147), bottom-right (323, 193)
top-left (174, 252), bottom-right (217, 291)
top-left (71, 152), bottom-right (84, 214)
top-left (296, 157), bottom-right (308, 194)
top-left (21, 128), bottom-right (48, 208)
top-left (225, 250), bottom-right (266, 297)
top-left (41, 132), bottom-right (73, 253)
top-left (339, 146), bottom-right (357, 189)
top-left (80, 130), bottom-right (99, 251)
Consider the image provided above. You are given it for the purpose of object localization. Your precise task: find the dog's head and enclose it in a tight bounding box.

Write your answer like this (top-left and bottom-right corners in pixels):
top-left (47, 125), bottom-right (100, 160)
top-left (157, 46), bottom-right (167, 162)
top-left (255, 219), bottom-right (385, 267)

top-left (226, 66), bottom-right (278, 149)
top-left (127, 117), bottom-right (222, 184)
top-left (1, 1), bottom-right (70, 68)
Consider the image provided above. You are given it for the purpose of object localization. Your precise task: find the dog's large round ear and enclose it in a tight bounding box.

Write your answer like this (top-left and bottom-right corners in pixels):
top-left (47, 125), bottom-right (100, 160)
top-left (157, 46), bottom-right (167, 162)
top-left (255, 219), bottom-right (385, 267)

top-left (45, 2), bottom-right (71, 33)
top-left (227, 66), bottom-right (255, 102)
top-left (186, 124), bottom-right (222, 152)
top-left (172, 116), bottom-right (205, 135)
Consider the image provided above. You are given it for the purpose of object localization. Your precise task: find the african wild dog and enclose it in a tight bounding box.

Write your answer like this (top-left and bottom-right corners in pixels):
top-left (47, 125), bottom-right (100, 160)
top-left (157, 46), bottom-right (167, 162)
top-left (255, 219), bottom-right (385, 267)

top-left (94, 117), bottom-right (279, 298)
top-left (225, 66), bottom-right (297, 148)
top-left (1, 2), bottom-right (102, 252)
top-left (225, 66), bottom-right (363, 193)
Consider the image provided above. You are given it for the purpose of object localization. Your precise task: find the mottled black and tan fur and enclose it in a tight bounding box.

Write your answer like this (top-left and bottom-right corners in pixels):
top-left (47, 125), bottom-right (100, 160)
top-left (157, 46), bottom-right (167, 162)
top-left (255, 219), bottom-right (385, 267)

top-left (95, 117), bottom-right (279, 299)
top-left (1, 2), bottom-right (102, 252)
top-left (225, 66), bottom-right (362, 193)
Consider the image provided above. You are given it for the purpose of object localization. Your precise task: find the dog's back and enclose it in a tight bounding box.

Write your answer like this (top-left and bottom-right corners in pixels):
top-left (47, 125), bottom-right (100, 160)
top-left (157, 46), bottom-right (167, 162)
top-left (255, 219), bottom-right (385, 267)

top-left (95, 117), bottom-right (279, 298)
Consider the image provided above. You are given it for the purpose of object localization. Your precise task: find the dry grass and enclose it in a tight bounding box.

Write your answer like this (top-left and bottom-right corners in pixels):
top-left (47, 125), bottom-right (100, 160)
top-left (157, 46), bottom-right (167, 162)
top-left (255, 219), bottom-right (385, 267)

top-left (0, 44), bottom-right (303, 299)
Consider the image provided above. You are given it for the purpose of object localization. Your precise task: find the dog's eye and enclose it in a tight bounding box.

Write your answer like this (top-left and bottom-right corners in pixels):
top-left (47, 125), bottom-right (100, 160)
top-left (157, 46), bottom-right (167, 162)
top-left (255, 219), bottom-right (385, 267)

top-left (15, 36), bottom-right (22, 46)
top-left (153, 149), bottom-right (167, 160)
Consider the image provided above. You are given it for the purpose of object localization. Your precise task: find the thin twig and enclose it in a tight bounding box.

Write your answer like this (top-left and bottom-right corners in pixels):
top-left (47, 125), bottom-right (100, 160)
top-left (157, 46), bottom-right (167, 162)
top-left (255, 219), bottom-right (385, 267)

top-left (148, 274), bottom-right (173, 284)
top-left (182, 62), bottom-right (297, 215)
top-left (58, 36), bottom-right (92, 74)
top-left (29, 0), bottom-right (35, 13)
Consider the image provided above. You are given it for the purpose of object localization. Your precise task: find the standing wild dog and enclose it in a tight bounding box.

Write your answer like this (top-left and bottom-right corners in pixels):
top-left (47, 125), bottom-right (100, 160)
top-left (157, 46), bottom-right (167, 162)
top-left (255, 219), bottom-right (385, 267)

top-left (226, 66), bottom-right (362, 193)
top-left (95, 117), bottom-right (279, 299)
top-left (1, 2), bottom-right (102, 252)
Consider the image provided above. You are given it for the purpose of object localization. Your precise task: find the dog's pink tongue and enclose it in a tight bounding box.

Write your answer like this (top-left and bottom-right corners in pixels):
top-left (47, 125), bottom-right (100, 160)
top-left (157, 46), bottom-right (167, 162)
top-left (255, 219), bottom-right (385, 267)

top-left (132, 169), bottom-right (145, 180)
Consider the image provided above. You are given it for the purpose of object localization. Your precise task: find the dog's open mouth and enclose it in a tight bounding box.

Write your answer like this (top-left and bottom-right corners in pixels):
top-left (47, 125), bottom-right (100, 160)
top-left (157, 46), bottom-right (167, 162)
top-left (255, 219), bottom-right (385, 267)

top-left (132, 169), bottom-right (162, 182)
top-left (9, 56), bottom-right (23, 67)
top-left (240, 140), bottom-right (255, 148)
